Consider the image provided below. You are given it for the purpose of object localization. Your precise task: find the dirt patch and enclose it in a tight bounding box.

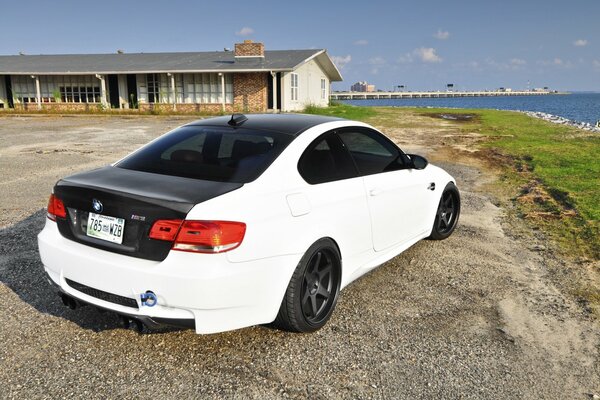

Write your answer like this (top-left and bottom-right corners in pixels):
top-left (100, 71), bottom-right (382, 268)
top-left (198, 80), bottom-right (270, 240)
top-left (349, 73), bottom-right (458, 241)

top-left (423, 113), bottom-right (479, 122)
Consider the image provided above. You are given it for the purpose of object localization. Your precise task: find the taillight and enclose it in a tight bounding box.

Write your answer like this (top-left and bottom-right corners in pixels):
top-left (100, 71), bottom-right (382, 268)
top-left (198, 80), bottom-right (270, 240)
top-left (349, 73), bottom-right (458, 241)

top-left (47, 194), bottom-right (67, 221)
top-left (149, 219), bottom-right (246, 253)
top-left (149, 219), bottom-right (183, 241)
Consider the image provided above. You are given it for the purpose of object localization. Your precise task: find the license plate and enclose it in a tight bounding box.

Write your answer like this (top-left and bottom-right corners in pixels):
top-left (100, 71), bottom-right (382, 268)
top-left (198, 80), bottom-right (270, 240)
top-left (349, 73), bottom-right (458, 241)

top-left (86, 212), bottom-right (125, 244)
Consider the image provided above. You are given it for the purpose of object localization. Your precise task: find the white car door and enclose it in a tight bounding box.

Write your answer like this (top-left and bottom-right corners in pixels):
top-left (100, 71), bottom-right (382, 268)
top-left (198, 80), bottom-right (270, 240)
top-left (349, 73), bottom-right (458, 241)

top-left (296, 131), bottom-right (373, 280)
top-left (337, 128), bottom-right (434, 252)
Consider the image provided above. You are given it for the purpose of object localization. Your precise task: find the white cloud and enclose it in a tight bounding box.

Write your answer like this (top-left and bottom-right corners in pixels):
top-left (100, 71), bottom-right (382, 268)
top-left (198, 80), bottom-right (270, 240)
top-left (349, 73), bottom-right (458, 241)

top-left (483, 57), bottom-right (527, 71)
top-left (593, 60), bottom-right (600, 69)
top-left (452, 60), bottom-right (482, 71)
top-left (413, 47), bottom-right (442, 63)
top-left (331, 55), bottom-right (352, 69)
top-left (368, 56), bottom-right (386, 65)
top-left (353, 39), bottom-right (368, 46)
top-left (537, 58), bottom-right (574, 68)
top-left (433, 29), bottom-right (450, 40)
top-left (573, 39), bottom-right (588, 47)
top-left (235, 27), bottom-right (254, 37)
top-left (397, 53), bottom-right (414, 64)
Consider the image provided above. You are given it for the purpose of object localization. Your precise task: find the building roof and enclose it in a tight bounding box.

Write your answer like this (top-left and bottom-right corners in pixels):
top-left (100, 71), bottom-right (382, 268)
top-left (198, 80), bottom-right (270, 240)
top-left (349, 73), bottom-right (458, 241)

top-left (0, 50), bottom-right (343, 81)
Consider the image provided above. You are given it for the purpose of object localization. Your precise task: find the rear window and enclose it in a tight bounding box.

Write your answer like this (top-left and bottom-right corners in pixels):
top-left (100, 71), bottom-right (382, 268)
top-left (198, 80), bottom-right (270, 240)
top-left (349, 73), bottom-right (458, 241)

top-left (117, 125), bottom-right (293, 183)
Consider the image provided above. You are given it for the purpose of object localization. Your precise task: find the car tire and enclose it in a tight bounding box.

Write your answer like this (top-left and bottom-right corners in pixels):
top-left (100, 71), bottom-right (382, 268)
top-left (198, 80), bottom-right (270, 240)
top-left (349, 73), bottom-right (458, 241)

top-left (273, 238), bottom-right (342, 333)
top-left (429, 182), bottom-right (461, 240)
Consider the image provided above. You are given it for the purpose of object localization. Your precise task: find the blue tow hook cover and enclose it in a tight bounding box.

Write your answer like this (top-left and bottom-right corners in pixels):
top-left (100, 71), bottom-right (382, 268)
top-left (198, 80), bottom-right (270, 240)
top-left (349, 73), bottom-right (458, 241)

top-left (140, 291), bottom-right (157, 307)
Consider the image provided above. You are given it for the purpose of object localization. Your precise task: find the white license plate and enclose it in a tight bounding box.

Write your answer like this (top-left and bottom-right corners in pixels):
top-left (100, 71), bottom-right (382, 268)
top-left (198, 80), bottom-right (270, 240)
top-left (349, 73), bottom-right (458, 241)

top-left (86, 212), bottom-right (125, 244)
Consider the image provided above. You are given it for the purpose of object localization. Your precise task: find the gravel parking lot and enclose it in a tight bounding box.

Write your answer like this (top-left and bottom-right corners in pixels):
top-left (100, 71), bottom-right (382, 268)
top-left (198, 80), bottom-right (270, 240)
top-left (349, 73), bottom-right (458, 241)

top-left (0, 115), bottom-right (598, 399)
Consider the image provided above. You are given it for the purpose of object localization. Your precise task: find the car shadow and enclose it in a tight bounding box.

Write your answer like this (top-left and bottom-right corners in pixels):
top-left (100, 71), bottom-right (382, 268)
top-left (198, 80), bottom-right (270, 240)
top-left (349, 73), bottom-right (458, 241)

top-left (0, 209), bottom-right (183, 334)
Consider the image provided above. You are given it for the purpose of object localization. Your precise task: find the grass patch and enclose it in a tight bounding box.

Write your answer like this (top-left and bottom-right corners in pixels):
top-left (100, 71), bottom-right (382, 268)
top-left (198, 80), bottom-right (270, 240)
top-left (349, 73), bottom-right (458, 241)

top-left (307, 103), bottom-right (599, 259)
top-left (302, 103), bottom-right (376, 120)
top-left (420, 108), bottom-right (600, 259)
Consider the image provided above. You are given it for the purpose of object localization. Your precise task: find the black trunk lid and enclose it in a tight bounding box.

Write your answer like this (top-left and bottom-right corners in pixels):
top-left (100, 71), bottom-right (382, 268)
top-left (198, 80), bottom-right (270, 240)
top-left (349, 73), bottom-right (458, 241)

top-left (53, 166), bottom-right (242, 261)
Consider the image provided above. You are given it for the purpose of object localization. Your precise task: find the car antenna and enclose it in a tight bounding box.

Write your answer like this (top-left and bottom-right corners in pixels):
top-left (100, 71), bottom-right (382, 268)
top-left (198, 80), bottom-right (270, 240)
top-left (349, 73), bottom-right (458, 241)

top-left (228, 114), bottom-right (248, 127)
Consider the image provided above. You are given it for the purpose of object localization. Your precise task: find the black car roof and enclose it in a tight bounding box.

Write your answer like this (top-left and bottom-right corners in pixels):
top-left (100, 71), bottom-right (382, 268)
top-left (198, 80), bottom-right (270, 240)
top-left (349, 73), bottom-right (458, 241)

top-left (186, 113), bottom-right (346, 136)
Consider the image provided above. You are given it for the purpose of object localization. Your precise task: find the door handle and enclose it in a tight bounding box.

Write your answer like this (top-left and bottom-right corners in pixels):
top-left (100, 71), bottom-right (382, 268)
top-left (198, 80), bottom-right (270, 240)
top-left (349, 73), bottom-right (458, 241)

top-left (427, 182), bottom-right (436, 191)
top-left (369, 189), bottom-right (383, 196)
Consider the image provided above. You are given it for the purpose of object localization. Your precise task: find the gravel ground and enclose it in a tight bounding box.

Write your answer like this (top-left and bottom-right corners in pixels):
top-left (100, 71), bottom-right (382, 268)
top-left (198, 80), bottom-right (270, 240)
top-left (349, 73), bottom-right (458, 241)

top-left (0, 115), bottom-right (598, 399)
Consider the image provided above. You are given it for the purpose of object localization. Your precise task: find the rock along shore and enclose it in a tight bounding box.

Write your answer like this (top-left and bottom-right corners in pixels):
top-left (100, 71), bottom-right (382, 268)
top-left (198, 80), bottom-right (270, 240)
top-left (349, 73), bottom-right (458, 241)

top-left (520, 111), bottom-right (600, 132)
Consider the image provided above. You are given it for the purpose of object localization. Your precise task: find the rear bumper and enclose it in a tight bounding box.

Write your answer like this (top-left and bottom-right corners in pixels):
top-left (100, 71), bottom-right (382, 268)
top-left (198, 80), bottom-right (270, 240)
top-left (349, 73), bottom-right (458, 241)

top-left (38, 219), bottom-right (300, 334)
top-left (46, 276), bottom-right (196, 331)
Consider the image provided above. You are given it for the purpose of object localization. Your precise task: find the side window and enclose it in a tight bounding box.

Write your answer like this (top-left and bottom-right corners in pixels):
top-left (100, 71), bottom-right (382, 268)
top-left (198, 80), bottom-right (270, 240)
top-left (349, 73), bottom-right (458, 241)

top-left (338, 129), bottom-right (403, 175)
top-left (298, 133), bottom-right (357, 184)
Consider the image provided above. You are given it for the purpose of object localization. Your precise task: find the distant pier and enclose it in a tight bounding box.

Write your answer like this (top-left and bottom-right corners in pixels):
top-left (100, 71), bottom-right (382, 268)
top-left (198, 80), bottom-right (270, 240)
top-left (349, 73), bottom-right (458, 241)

top-left (330, 90), bottom-right (564, 100)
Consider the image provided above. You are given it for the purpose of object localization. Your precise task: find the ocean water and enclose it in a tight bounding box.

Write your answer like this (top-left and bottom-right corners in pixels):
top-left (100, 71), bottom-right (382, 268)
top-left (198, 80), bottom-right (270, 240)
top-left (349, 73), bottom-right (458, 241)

top-left (342, 92), bottom-right (600, 125)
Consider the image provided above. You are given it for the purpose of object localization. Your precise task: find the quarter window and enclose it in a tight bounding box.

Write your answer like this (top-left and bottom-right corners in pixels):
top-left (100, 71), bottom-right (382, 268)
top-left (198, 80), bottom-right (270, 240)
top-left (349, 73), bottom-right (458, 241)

top-left (291, 73), bottom-right (298, 101)
top-left (338, 129), bottom-right (404, 175)
top-left (298, 133), bottom-right (357, 184)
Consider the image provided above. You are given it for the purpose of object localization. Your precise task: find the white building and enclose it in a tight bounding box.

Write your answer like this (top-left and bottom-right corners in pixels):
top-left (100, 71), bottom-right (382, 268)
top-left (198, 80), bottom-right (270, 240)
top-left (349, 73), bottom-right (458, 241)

top-left (0, 41), bottom-right (342, 113)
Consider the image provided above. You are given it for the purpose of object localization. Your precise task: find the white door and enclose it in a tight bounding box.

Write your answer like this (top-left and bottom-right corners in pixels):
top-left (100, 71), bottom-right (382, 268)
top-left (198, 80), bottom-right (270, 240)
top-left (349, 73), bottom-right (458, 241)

top-left (337, 128), bottom-right (434, 252)
top-left (363, 169), bottom-right (432, 251)
top-left (297, 131), bottom-right (372, 280)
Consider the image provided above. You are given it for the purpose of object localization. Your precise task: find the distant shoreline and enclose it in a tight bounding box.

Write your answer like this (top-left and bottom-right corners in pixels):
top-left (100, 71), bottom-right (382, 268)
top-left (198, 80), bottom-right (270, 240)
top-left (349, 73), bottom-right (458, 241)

top-left (341, 92), bottom-right (600, 127)
top-left (331, 90), bottom-right (565, 101)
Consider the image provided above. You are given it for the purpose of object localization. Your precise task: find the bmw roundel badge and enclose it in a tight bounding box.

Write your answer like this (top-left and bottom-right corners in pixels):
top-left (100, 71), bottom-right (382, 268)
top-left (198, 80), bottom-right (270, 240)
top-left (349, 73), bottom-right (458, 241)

top-left (92, 198), bottom-right (103, 213)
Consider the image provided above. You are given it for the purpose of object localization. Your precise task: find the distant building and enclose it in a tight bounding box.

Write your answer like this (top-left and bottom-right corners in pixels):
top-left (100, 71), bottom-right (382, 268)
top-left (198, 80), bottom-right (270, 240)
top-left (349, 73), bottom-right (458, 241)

top-left (0, 40), bottom-right (342, 112)
top-left (351, 81), bottom-right (375, 92)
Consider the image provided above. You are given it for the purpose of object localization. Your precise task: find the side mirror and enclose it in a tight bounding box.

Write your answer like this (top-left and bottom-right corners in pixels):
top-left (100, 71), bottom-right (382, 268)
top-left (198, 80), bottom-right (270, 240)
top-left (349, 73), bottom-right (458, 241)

top-left (407, 154), bottom-right (428, 170)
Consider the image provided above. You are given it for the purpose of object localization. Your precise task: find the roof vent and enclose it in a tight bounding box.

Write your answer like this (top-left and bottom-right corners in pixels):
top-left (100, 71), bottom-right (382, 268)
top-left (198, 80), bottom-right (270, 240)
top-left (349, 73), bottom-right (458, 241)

top-left (228, 114), bottom-right (248, 127)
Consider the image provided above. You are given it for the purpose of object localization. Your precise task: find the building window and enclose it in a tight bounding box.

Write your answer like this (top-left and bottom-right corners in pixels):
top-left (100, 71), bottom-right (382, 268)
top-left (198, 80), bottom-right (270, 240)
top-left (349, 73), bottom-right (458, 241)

top-left (142, 74), bottom-right (183, 104)
top-left (291, 73), bottom-right (298, 101)
top-left (11, 76), bottom-right (37, 103)
top-left (147, 74), bottom-right (160, 103)
top-left (183, 73), bottom-right (233, 104)
top-left (321, 78), bottom-right (326, 100)
top-left (11, 75), bottom-right (101, 103)
top-left (59, 85), bottom-right (100, 103)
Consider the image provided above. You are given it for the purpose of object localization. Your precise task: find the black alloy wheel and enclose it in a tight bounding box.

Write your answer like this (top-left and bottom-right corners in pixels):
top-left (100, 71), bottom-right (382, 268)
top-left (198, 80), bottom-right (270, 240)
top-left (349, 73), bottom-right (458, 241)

top-left (273, 238), bottom-right (341, 332)
top-left (429, 182), bottom-right (460, 240)
top-left (300, 249), bottom-right (336, 324)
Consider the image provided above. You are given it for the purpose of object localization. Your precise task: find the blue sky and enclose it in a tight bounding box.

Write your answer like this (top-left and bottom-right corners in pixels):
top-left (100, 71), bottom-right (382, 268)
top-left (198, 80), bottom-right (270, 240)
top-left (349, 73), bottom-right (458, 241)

top-left (2, 0), bottom-right (598, 91)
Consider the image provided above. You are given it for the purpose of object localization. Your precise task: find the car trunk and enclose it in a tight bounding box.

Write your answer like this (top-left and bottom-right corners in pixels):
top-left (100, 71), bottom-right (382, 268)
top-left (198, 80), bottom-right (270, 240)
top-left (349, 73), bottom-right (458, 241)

top-left (53, 166), bottom-right (243, 261)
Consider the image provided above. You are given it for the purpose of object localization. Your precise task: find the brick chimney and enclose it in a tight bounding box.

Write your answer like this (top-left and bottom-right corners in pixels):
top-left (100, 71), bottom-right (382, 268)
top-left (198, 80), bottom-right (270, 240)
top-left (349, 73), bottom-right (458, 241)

top-left (234, 40), bottom-right (265, 57)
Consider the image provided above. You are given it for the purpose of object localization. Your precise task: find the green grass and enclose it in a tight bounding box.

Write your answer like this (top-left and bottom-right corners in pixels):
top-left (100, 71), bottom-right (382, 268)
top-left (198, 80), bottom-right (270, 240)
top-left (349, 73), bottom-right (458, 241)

top-left (305, 104), bottom-right (600, 259)
top-left (302, 103), bottom-right (376, 120)
top-left (419, 109), bottom-right (599, 259)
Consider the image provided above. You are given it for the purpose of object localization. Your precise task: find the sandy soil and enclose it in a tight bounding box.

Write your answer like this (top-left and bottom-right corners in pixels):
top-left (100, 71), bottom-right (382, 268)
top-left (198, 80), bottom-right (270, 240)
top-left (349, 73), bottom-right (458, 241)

top-left (0, 114), bottom-right (598, 399)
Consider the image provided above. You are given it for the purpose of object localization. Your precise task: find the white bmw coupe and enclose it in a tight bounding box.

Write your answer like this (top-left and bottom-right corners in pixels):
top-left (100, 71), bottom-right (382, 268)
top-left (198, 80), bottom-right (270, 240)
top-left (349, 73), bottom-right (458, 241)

top-left (38, 114), bottom-right (460, 334)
